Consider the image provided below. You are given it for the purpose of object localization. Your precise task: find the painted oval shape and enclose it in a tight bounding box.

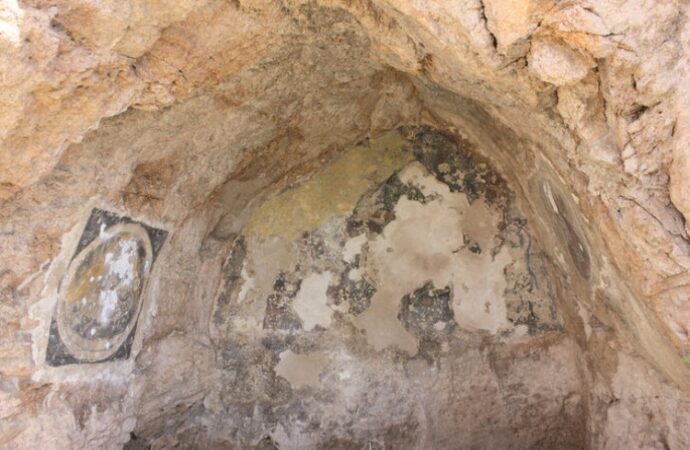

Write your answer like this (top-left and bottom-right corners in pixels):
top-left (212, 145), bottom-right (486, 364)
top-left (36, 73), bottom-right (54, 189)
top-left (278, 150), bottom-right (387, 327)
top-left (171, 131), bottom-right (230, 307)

top-left (57, 223), bottom-right (153, 362)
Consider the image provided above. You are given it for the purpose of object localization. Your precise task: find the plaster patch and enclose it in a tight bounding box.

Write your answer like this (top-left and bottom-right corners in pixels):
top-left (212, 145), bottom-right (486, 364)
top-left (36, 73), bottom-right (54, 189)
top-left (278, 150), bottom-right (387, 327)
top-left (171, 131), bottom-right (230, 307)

top-left (98, 289), bottom-right (118, 326)
top-left (355, 169), bottom-right (467, 353)
top-left (343, 233), bottom-right (367, 263)
top-left (398, 161), bottom-right (451, 198)
top-left (276, 350), bottom-right (330, 389)
top-left (237, 266), bottom-right (254, 304)
top-left (355, 164), bottom-right (513, 352)
top-left (452, 248), bottom-right (512, 333)
top-left (577, 303), bottom-right (592, 340)
top-left (104, 238), bottom-right (138, 286)
top-left (348, 267), bottom-right (363, 282)
top-left (293, 272), bottom-right (334, 331)
top-left (245, 235), bottom-right (297, 303)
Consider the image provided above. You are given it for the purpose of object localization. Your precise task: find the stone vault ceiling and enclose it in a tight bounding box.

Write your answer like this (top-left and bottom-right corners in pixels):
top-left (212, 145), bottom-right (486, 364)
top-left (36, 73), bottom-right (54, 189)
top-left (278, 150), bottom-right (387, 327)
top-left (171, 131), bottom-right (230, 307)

top-left (1, 1), bottom-right (690, 449)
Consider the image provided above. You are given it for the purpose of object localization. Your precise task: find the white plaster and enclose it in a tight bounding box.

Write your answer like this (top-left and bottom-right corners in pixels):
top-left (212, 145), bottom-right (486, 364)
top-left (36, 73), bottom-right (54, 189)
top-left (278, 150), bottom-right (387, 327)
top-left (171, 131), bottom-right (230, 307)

top-left (246, 235), bottom-right (298, 302)
top-left (293, 272), bottom-right (334, 331)
top-left (398, 161), bottom-right (451, 197)
top-left (555, 249), bottom-right (567, 266)
top-left (348, 267), bottom-right (363, 281)
top-left (237, 266), bottom-right (254, 304)
top-left (342, 233), bottom-right (367, 263)
top-left (433, 321), bottom-right (447, 331)
top-left (105, 238), bottom-right (138, 286)
top-left (452, 247), bottom-right (512, 334)
top-left (275, 350), bottom-right (329, 389)
top-left (99, 223), bottom-right (114, 240)
top-left (98, 289), bottom-right (118, 325)
top-left (356, 162), bottom-right (514, 353)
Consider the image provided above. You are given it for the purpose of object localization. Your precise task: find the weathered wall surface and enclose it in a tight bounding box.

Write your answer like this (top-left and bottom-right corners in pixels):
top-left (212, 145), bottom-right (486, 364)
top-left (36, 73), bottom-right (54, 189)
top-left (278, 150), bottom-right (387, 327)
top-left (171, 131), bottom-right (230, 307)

top-left (1, 0), bottom-right (689, 449)
top-left (201, 128), bottom-right (581, 448)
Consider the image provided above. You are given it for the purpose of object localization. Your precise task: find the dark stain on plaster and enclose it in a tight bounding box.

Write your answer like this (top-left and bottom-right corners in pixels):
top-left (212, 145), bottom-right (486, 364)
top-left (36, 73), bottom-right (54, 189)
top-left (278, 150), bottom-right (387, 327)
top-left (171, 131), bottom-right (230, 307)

top-left (213, 236), bottom-right (248, 326)
top-left (327, 256), bottom-right (377, 315)
top-left (263, 272), bottom-right (303, 332)
top-left (256, 436), bottom-right (279, 449)
top-left (402, 125), bottom-right (509, 205)
top-left (222, 236), bottom-right (248, 298)
top-left (453, 234), bottom-right (482, 255)
top-left (381, 174), bottom-right (431, 210)
top-left (347, 173), bottom-right (433, 238)
top-left (299, 231), bottom-right (329, 262)
top-left (503, 228), bottom-right (562, 334)
top-left (297, 230), bottom-right (344, 273)
top-left (465, 235), bottom-right (482, 254)
top-left (399, 281), bottom-right (456, 338)
top-left (218, 339), bottom-right (292, 406)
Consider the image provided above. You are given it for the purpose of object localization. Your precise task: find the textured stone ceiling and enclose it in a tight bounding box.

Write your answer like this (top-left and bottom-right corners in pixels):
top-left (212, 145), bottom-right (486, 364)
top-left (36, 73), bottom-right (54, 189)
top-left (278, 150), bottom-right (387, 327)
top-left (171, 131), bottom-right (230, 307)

top-left (1, 1), bottom-right (689, 449)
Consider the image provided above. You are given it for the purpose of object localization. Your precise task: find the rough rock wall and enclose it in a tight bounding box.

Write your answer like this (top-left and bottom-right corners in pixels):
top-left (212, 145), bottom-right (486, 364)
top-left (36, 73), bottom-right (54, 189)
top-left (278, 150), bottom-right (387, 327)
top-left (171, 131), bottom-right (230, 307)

top-left (1, 4), bottom-right (421, 446)
top-left (0, 0), bottom-right (689, 449)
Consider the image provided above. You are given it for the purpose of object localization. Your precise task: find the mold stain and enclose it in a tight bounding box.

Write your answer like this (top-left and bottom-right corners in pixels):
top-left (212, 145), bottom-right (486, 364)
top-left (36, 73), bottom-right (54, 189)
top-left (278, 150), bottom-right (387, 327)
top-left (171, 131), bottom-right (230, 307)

top-left (212, 236), bottom-right (247, 326)
top-left (327, 256), bottom-right (377, 315)
top-left (263, 272), bottom-right (303, 332)
top-left (399, 281), bottom-right (456, 338)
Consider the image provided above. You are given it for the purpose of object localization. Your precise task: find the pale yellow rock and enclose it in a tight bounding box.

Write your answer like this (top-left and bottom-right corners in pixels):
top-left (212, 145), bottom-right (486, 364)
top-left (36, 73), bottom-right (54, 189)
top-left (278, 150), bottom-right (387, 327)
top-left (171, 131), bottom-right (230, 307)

top-left (483, 0), bottom-right (556, 51)
top-left (528, 36), bottom-right (593, 86)
top-left (244, 130), bottom-right (414, 240)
